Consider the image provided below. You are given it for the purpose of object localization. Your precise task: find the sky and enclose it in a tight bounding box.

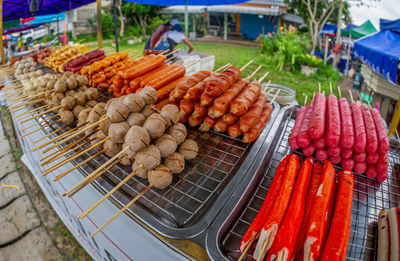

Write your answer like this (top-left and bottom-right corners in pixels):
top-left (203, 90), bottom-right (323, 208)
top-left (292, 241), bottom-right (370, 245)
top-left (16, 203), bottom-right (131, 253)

top-left (349, 0), bottom-right (400, 29)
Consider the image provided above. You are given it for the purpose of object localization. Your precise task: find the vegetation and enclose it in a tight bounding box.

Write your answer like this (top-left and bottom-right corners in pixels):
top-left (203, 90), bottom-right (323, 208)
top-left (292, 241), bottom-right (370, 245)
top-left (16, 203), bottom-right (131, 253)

top-left (299, 54), bottom-right (324, 67)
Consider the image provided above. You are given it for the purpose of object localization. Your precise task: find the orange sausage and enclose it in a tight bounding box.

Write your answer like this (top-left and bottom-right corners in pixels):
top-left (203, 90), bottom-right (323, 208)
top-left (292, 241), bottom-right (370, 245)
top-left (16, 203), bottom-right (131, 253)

top-left (192, 101), bottom-right (208, 118)
top-left (157, 76), bottom-right (187, 102)
top-left (169, 71), bottom-right (213, 102)
top-left (123, 55), bottom-right (166, 80)
top-left (228, 123), bottom-right (242, 138)
top-left (222, 113), bottom-right (238, 125)
top-left (129, 64), bottom-right (170, 91)
top-left (179, 98), bottom-right (194, 119)
top-left (155, 98), bottom-right (178, 110)
top-left (146, 65), bottom-right (186, 90)
top-left (214, 118), bottom-right (229, 132)
top-left (188, 114), bottom-right (202, 127)
top-left (239, 93), bottom-right (268, 132)
top-left (242, 103), bottom-right (273, 143)
top-left (199, 116), bottom-right (216, 132)
top-left (139, 64), bottom-right (172, 88)
top-left (230, 80), bottom-right (261, 116)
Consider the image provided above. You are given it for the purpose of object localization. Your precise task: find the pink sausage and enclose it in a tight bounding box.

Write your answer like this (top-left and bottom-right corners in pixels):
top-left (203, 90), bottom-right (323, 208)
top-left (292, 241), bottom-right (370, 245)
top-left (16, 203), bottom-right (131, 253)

top-left (329, 155), bottom-right (342, 165)
top-left (341, 158), bottom-right (354, 170)
top-left (327, 146), bottom-right (341, 157)
top-left (297, 102), bottom-right (313, 148)
top-left (303, 144), bottom-right (316, 156)
top-left (361, 104), bottom-right (378, 153)
top-left (350, 102), bottom-right (367, 153)
top-left (289, 106), bottom-right (306, 150)
top-left (354, 152), bottom-right (366, 162)
top-left (377, 154), bottom-right (388, 182)
top-left (308, 93), bottom-right (326, 140)
top-left (366, 165), bottom-right (378, 178)
top-left (339, 98), bottom-right (354, 149)
top-left (313, 137), bottom-right (326, 149)
top-left (326, 94), bottom-right (341, 147)
top-left (371, 108), bottom-right (390, 155)
top-left (316, 149), bottom-right (329, 161)
top-left (354, 161), bottom-right (367, 174)
top-left (341, 148), bottom-right (353, 159)
top-left (367, 152), bottom-right (379, 165)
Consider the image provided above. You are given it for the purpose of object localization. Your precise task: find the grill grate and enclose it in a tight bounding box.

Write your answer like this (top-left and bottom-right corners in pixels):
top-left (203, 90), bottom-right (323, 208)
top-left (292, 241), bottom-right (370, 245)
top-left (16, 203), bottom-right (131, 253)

top-left (219, 108), bottom-right (400, 261)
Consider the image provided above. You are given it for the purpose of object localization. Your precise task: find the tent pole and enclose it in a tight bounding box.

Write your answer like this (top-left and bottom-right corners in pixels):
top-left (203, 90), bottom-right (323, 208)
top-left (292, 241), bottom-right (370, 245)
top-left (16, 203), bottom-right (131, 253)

top-left (113, 0), bottom-right (118, 52)
top-left (345, 34), bottom-right (351, 75)
top-left (57, 11), bottom-right (60, 45)
top-left (0, 0), bottom-right (4, 65)
top-left (324, 35), bottom-right (328, 64)
top-left (97, 0), bottom-right (103, 49)
top-left (184, 0), bottom-right (189, 38)
top-left (223, 13), bottom-right (227, 41)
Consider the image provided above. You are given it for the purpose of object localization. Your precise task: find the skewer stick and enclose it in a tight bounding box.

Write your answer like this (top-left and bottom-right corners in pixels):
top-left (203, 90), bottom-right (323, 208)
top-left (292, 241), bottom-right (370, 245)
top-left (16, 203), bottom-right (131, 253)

top-left (258, 72), bottom-right (269, 83)
top-left (20, 119), bottom-right (61, 138)
top-left (40, 117), bottom-right (109, 153)
top-left (269, 89), bottom-right (281, 104)
top-left (77, 163), bottom-right (144, 219)
top-left (214, 63), bottom-right (231, 73)
top-left (17, 105), bottom-right (52, 121)
top-left (318, 83), bottom-right (321, 93)
top-left (40, 134), bottom-right (89, 162)
top-left (19, 105), bottom-right (61, 124)
top-left (173, 58), bottom-right (184, 65)
top-left (395, 129), bottom-right (400, 141)
top-left (276, 249), bottom-right (284, 261)
top-left (10, 97), bottom-right (48, 110)
top-left (90, 183), bottom-right (153, 237)
top-left (54, 149), bottom-right (107, 181)
top-left (165, 55), bottom-right (176, 62)
top-left (183, 59), bottom-right (201, 68)
top-left (348, 90), bottom-right (354, 103)
top-left (304, 95), bottom-right (308, 105)
top-left (366, 98), bottom-right (373, 109)
top-left (240, 60), bottom-right (254, 71)
top-left (20, 114), bottom-right (59, 131)
top-left (42, 137), bottom-right (110, 176)
top-left (167, 48), bottom-right (181, 56)
top-left (32, 126), bottom-right (67, 144)
top-left (32, 126), bottom-right (78, 148)
top-left (337, 85), bottom-right (342, 98)
top-left (238, 234), bottom-right (255, 261)
top-left (247, 65), bottom-right (262, 80)
top-left (10, 91), bottom-right (50, 103)
top-left (63, 146), bottom-right (130, 196)
top-left (15, 104), bottom-right (49, 118)
top-left (256, 234), bottom-right (273, 261)
top-left (158, 49), bottom-right (170, 55)
top-left (329, 82), bottom-right (333, 94)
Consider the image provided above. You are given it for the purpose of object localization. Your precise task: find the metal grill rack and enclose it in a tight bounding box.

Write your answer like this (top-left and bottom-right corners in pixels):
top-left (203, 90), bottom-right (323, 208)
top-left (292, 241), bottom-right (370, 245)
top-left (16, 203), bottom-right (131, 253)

top-left (24, 98), bottom-right (280, 239)
top-left (206, 105), bottom-right (400, 261)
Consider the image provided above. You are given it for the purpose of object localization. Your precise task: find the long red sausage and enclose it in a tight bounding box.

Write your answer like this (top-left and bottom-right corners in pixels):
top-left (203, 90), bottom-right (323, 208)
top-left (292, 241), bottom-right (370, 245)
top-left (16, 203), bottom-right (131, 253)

top-left (361, 104), bottom-right (378, 153)
top-left (308, 93), bottom-right (326, 140)
top-left (377, 154), bottom-right (388, 182)
top-left (351, 103), bottom-right (367, 153)
top-left (371, 108), bottom-right (390, 155)
top-left (204, 66), bottom-right (241, 97)
top-left (230, 80), bottom-right (261, 116)
top-left (326, 94), bottom-right (341, 147)
top-left (297, 102), bottom-right (313, 148)
top-left (339, 98), bottom-right (354, 149)
top-left (290, 106), bottom-right (306, 150)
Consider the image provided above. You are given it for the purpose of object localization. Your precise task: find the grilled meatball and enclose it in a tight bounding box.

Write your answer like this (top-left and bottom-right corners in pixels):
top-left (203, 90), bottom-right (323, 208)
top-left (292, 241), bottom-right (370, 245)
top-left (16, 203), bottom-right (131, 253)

top-left (65, 90), bottom-right (76, 97)
top-left (141, 105), bottom-right (158, 117)
top-left (139, 86), bottom-right (158, 105)
top-left (74, 92), bottom-right (86, 105)
top-left (72, 105), bottom-right (85, 119)
top-left (106, 103), bottom-right (130, 123)
top-left (179, 139), bottom-right (198, 160)
top-left (155, 134), bottom-right (177, 158)
top-left (86, 100), bottom-right (97, 108)
top-left (94, 102), bottom-right (106, 110)
top-left (167, 123), bottom-right (187, 145)
top-left (85, 88), bottom-right (98, 100)
top-left (148, 165), bottom-right (173, 189)
top-left (59, 110), bottom-right (75, 125)
top-left (164, 152), bottom-right (185, 174)
top-left (63, 71), bottom-right (74, 78)
top-left (66, 77), bottom-right (78, 89)
top-left (120, 155), bottom-right (132, 166)
top-left (104, 139), bottom-right (122, 157)
top-left (127, 113), bottom-right (146, 127)
top-left (61, 96), bottom-right (76, 110)
top-left (95, 130), bottom-right (107, 141)
top-left (160, 104), bottom-right (180, 126)
top-left (132, 161), bottom-right (148, 179)
top-left (77, 108), bottom-right (91, 126)
top-left (46, 79), bottom-right (57, 90)
top-left (52, 92), bottom-right (64, 107)
top-left (99, 116), bottom-right (112, 135)
top-left (135, 145), bottom-right (161, 171)
top-left (143, 113), bottom-right (166, 140)
top-left (108, 122), bottom-right (130, 144)
top-left (122, 143), bottom-right (137, 159)
top-left (124, 126), bottom-right (150, 151)
top-left (87, 106), bottom-right (105, 124)
top-left (123, 93), bottom-right (145, 113)
top-left (77, 75), bottom-right (88, 86)
top-left (54, 80), bottom-right (67, 93)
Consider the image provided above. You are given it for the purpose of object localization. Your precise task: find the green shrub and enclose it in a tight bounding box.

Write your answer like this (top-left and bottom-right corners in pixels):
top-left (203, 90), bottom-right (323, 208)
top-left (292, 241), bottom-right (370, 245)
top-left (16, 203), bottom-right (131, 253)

top-left (299, 54), bottom-right (323, 67)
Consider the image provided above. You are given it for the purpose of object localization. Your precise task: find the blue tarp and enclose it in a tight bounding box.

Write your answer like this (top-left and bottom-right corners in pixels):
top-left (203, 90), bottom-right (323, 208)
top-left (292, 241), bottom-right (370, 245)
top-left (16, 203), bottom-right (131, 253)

top-left (321, 24), bottom-right (337, 34)
top-left (124, 0), bottom-right (247, 5)
top-left (343, 24), bottom-right (358, 31)
top-left (3, 24), bottom-right (41, 35)
top-left (354, 29), bottom-right (400, 85)
top-left (24, 13), bottom-right (66, 25)
top-left (380, 18), bottom-right (400, 32)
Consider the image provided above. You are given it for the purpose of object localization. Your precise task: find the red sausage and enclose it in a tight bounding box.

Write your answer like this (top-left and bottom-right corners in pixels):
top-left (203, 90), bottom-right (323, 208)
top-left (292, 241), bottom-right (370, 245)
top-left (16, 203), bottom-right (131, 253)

top-left (290, 107), bottom-right (306, 150)
top-left (377, 154), bottom-right (388, 182)
top-left (339, 98), bottom-right (354, 149)
top-left (341, 148), bottom-right (353, 160)
top-left (330, 155), bottom-right (342, 165)
top-left (371, 108), bottom-right (390, 155)
top-left (367, 152), bottom-right (379, 165)
top-left (316, 149), bottom-right (329, 161)
top-left (326, 94), bottom-right (341, 148)
top-left (297, 102), bottom-right (313, 148)
top-left (327, 146), bottom-right (341, 157)
top-left (351, 103), bottom-right (367, 153)
top-left (314, 136), bottom-right (326, 149)
top-left (341, 158), bottom-right (354, 170)
top-left (308, 93), bottom-right (326, 140)
top-left (303, 144), bottom-right (316, 156)
top-left (354, 152), bottom-right (366, 162)
top-left (354, 161), bottom-right (367, 174)
top-left (366, 165), bottom-right (378, 178)
top-left (361, 104), bottom-right (378, 153)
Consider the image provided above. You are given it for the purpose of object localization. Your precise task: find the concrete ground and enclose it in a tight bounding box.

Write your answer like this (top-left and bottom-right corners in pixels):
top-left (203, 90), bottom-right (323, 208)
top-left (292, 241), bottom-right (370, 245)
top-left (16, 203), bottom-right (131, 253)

top-left (0, 107), bottom-right (91, 261)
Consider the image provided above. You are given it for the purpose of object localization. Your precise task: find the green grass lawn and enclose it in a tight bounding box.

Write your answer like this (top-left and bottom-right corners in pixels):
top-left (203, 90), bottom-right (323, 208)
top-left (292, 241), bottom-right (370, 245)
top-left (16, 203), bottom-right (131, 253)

top-left (88, 40), bottom-right (340, 104)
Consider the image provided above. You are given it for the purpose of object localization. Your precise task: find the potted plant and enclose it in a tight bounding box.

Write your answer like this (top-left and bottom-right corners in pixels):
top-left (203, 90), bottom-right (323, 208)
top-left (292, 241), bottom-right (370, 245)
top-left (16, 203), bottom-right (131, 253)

top-left (299, 54), bottom-right (323, 76)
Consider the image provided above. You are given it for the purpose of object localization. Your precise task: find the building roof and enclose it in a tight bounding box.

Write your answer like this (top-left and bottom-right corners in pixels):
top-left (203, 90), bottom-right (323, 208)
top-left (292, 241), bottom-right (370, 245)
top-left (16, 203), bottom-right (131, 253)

top-left (160, 5), bottom-right (282, 15)
top-left (243, 0), bottom-right (286, 6)
top-left (282, 13), bottom-right (304, 24)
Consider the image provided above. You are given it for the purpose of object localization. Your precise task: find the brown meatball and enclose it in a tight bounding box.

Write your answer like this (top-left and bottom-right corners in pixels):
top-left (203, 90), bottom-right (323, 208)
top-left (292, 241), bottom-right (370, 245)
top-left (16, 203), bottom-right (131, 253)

top-left (87, 106), bottom-right (105, 124)
top-left (72, 105), bottom-right (85, 119)
top-left (123, 93), bottom-right (145, 113)
top-left (54, 80), bottom-right (67, 93)
top-left (94, 102), bottom-right (106, 110)
top-left (179, 139), bottom-right (198, 160)
top-left (127, 113), bottom-right (146, 127)
top-left (85, 88), bottom-right (98, 100)
top-left (164, 152), bottom-right (185, 174)
top-left (61, 96), bottom-right (76, 110)
top-left (46, 79), bottom-right (57, 90)
top-left (95, 130), bottom-right (107, 141)
top-left (122, 143), bottom-right (137, 159)
top-left (124, 126), bottom-right (150, 151)
top-left (77, 108), bottom-right (91, 126)
top-left (155, 134), bottom-right (177, 158)
top-left (63, 71), bottom-right (74, 78)
top-left (141, 105), bottom-right (158, 117)
top-left (148, 165), bottom-right (173, 189)
top-left (66, 77), bottom-right (78, 90)
top-left (143, 113), bottom-right (166, 140)
top-left (139, 86), bottom-right (158, 105)
top-left (105, 98), bottom-right (121, 110)
top-left (160, 104), bottom-right (180, 126)
top-left (106, 103), bottom-right (130, 123)
top-left (52, 92), bottom-right (64, 107)
top-left (120, 155), bottom-right (132, 166)
top-left (167, 123), bottom-right (187, 145)
top-left (77, 75), bottom-right (89, 86)
top-left (59, 110), bottom-right (75, 125)
top-left (74, 92), bottom-right (86, 105)
top-left (85, 127), bottom-right (96, 137)
top-left (132, 161), bottom-right (148, 179)
top-left (135, 145), bottom-right (161, 171)
top-left (86, 100), bottom-right (97, 108)
top-left (99, 116), bottom-right (112, 135)
top-left (108, 122), bottom-right (130, 144)
top-left (104, 139), bottom-right (122, 157)
top-left (65, 90), bottom-right (76, 97)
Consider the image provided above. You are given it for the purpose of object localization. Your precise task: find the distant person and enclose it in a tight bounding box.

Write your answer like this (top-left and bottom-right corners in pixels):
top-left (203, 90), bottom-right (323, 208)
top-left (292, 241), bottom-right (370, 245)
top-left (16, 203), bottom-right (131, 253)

top-left (18, 33), bottom-right (24, 52)
top-left (353, 67), bottom-right (363, 91)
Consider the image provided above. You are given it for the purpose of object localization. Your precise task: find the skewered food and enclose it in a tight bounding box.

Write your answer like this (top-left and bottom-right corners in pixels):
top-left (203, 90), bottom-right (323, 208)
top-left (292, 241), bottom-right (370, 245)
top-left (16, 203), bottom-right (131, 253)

top-left (143, 113), bottom-right (166, 139)
top-left (134, 145), bottom-right (161, 171)
top-left (164, 152), bottom-right (185, 174)
top-left (139, 86), bottom-right (158, 105)
top-left (108, 122), bottom-right (130, 143)
top-left (178, 139), bottom-right (198, 160)
top-left (168, 123), bottom-right (187, 145)
top-left (123, 93), bottom-right (145, 113)
top-left (148, 165), bottom-right (173, 189)
top-left (104, 140), bottom-right (122, 157)
top-left (160, 104), bottom-right (180, 126)
top-left (126, 113), bottom-right (146, 127)
top-left (155, 134), bottom-right (177, 157)
top-left (106, 102), bottom-right (130, 122)
top-left (124, 126), bottom-right (151, 151)
top-left (59, 110), bottom-right (75, 125)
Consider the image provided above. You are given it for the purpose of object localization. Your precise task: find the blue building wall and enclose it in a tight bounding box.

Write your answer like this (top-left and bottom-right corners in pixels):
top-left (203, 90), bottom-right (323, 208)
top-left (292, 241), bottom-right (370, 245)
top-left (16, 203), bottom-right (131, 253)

top-left (240, 14), bottom-right (277, 39)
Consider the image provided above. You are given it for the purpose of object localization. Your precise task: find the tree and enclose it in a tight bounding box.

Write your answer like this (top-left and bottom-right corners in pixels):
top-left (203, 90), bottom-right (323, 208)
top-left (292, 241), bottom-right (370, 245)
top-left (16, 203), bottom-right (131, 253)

top-left (117, 0), bottom-right (124, 37)
top-left (123, 3), bottom-right (162, 38)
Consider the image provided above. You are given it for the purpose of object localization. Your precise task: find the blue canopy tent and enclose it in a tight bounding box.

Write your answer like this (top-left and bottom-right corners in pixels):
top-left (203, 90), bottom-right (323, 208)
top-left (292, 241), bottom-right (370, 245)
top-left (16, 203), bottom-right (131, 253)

top-left (321, 24), bottom-right (337, 35)
top-left (23, 13), bottom-right (67, 25)
top-left (353, 29), bottom-right (400, 85)
top-left (380, 18), bottom-right (400, 32)
top-left (343, 24), bottom-right (358, 31)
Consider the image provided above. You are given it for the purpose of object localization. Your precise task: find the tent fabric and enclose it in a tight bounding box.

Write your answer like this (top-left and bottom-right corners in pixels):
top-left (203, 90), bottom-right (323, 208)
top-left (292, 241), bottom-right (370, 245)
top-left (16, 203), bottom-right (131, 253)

top-left (124, 0), bottom-right (248, 5)
top-left (342, 20), bottom-right (377, 38)
top-left (321, 24), bottom-right (337, 34)
top-left (3, 0), bottom-right (95, 22)
top-left (380, 18), bottom-right (400, 32)
top-left (3, 24), bottom-right (41, 35)
top-left (343, 23), bottom-right (358, 31)
top-left (353, 29), bottom-right (400, 85)
top-left (23, 13), bottom-right (66, 25)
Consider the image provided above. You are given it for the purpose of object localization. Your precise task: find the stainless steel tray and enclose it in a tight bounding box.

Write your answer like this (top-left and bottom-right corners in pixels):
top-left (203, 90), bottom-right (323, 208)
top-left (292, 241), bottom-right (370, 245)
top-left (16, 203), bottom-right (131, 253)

top-left (206, 105), bottom-right (400, 260)
top-left (29, 101), bottom-right (280, 239)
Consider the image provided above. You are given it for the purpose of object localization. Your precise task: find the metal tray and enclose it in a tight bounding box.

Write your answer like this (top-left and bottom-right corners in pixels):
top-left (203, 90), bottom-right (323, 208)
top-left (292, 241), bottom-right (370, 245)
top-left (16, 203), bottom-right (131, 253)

top-left (206, 105), bottom-right (400, 260)
top-left (28, 101), bottom-right (280, 239)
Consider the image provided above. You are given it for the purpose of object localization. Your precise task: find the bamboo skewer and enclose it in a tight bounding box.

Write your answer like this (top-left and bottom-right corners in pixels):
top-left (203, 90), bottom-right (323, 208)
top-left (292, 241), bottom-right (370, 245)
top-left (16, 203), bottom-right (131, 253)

top-left (238, 234), bottom-right (255, 261)
top-left (42, 137), bottom-right (110, 176)
top-left (304, 95), bottom-right (308, 106)
top-left (10, 91), bottom-right (50, 103)
top-left (246, 65), bottom-right (262, 80)
top-left (17, 105), bottom-right (52, 121)
top-left (15, 104), bottom-right (49, 118)
top-left (329, 82), bottom-right (333, 94)
top-left (258, 72), bottom-right (269, 83)
top-left (20, 119), bottom-right (61, 138)
top-left (214, 63), bottom-right (231, 73)
top-left (19, 105), bottom-right (61, 124)
top-left (165, 55), bottom-right (176, 62)
top-left (32, 126), bottom-right (78, 147)
top-left (256, 233), bottom-right (273, 261)
top-left (90, 183), bottom-right (153, 238)
top-left (349, 90), bottom-right (354, 103)
top-left (269, 89), bottom-right (281, 104)
top-left (77, 164), bottom-right (144, 219)
top-left (33, 126), bottom-right (67, 144)
top-left (54, 149), bottom-right (107, 181)
top-left (337, 85), bottom-right (342, 98)
top-left (318, 83), bottom-right (321, 93)
top-left (10, 97), bottom-right (48, 110)
top-left (240, 60), bottom-right (254, 71)
top-left (40, 134), bottom-right (89, 163)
